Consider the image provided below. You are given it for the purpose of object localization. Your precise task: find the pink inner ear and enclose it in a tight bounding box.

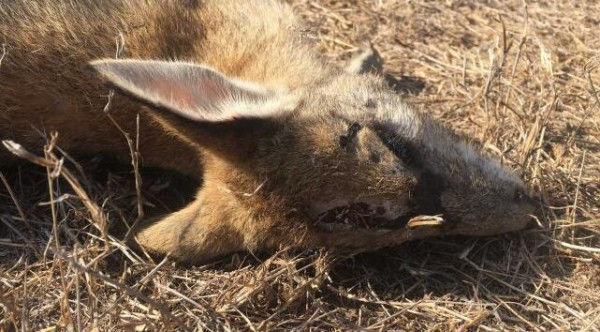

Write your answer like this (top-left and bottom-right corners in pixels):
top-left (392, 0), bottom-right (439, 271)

top-left (152, 80), bottom-right (194, 110)
top-left (137, 69), bottom-right (245, 117)
top-left (93, 60), bottom-right (289, 122)
top-left (190, 78), bottom-right (234, 112)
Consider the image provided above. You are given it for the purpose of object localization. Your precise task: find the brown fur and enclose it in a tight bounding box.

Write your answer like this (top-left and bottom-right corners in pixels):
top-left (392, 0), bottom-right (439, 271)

top-left (0, 0), bottom-right (536, 262)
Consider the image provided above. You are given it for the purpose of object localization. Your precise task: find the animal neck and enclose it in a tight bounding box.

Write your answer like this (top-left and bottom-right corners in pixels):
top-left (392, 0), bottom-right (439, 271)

top-left (193, 1), bottom-right (337, 92)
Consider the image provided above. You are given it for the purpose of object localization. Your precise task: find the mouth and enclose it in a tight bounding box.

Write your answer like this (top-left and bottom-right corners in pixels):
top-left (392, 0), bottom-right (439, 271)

top-left (308, 205), bottom-right (448, 251)
top-left (312, 202), bottom-right (446, 233)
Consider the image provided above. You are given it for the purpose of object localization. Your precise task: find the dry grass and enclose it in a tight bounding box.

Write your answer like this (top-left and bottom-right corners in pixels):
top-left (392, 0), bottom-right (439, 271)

top-left (1, 0), bottom-right (599, 330)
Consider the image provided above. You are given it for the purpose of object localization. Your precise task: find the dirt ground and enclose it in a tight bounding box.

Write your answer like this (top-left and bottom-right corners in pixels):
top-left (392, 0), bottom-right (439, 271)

top-left (1, 0), bottom-right (599, 330)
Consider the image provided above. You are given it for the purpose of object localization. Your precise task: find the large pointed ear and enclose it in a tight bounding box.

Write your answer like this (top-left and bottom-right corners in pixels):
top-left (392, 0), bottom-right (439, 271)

top-left (90, 59), bottom-right (297, 122)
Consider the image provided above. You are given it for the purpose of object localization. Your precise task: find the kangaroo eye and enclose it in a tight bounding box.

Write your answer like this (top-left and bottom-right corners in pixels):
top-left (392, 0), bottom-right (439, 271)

top-left (339, 122), bottom-right (362, 150)
top-left (348, 122), bottom-right (362, 137)
top-left (339, 135), bottom-right (350, 148)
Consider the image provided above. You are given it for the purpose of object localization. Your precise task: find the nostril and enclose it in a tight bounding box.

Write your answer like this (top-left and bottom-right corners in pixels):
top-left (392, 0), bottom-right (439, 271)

top-left (514, 188), bottom-right (527, 201)
top-left (527, 195), bottom-right (543, 209)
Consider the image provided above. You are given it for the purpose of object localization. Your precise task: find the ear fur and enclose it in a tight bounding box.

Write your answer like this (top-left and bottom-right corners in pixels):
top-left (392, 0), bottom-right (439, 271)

top-left (90, 59), bottom-right (297, 122)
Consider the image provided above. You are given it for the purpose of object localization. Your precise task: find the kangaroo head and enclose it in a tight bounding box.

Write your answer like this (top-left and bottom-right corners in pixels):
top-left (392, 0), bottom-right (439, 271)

top-left (91, 60), bottom-right (416, 226)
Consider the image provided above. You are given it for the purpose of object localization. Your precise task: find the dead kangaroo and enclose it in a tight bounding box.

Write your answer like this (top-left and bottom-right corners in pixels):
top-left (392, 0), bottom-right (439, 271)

top-left (0, 0), bottom-right (537, 262)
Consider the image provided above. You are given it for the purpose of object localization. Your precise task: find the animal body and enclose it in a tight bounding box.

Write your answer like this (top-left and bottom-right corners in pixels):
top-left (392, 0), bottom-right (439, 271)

top-left (0, 0), bottom-right (536, 262)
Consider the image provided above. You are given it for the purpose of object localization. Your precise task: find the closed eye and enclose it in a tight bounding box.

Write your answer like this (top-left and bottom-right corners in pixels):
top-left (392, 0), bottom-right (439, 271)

top-left (339, 122), bottom-right (362, 150)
